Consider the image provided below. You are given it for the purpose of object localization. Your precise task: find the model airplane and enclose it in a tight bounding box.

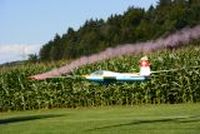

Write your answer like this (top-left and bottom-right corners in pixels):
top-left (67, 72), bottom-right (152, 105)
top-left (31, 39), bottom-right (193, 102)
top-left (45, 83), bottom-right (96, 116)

top-left (82, 56), bottom-right (151, 83)
top-left (29, 52), bottom-right (200, 84)
top-left (29, 55), bottom-right (200, 83)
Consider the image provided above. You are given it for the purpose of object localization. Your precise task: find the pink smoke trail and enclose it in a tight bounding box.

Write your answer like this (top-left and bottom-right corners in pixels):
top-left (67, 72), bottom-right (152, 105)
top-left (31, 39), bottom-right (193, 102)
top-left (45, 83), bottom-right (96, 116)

top-left (30, 25), bottom-right (200, 80)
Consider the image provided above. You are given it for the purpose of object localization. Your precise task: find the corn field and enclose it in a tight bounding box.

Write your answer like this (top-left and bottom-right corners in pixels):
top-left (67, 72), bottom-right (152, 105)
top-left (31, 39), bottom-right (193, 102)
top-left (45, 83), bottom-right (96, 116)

top-left (0, 45), bottom-right (200, 112)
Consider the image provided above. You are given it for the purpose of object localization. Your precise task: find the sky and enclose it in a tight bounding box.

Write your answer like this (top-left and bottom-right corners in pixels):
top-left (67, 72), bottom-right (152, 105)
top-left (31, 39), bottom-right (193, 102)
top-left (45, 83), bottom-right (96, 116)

top-left (0, 0), bottom-right (157, 64)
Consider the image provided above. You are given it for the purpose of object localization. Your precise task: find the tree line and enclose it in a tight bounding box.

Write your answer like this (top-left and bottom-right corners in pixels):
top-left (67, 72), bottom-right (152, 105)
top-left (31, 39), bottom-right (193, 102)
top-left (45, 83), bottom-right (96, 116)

top-left (35, 0), bottom-right (200, 62)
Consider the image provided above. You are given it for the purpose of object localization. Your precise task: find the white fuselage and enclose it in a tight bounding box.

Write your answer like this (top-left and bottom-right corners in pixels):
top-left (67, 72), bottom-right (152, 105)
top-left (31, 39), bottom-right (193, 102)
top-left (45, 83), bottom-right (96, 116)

top-left (84, 70), bottom-right (147, 82)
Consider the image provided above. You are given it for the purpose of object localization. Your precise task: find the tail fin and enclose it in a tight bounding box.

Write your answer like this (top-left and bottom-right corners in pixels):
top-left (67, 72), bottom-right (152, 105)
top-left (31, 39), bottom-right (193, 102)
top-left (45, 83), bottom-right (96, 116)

top-left (139, 56), bottom-right (151, 76)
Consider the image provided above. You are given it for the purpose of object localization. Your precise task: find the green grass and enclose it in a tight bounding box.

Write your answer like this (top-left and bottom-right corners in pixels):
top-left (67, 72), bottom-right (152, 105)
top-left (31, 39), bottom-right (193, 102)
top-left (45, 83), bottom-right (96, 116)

top-left (1, 103), bottom-right (200, 134)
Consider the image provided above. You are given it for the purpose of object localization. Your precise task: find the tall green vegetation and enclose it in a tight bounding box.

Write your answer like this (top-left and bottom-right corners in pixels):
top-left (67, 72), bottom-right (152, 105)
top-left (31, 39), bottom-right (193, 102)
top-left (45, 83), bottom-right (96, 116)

top-left (39, 0), bottom-right (200, 61)
top-left (0, 44), bottom-right (200, 111)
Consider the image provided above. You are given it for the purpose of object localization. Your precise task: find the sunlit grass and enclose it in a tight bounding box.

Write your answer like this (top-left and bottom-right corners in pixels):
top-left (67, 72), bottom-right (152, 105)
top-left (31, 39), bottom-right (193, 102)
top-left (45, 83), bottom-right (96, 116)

top-left (1, 103), bottom-right (200, 134)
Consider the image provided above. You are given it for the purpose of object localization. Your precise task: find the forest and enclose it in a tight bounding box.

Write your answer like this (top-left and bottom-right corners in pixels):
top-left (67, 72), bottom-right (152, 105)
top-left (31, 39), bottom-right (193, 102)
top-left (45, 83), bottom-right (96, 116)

top-left (37, 0), bottom-right (200, 62)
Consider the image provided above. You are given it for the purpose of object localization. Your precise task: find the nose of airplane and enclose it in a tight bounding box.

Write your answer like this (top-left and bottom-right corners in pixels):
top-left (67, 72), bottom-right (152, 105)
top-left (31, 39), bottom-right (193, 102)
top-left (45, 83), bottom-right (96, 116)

top-left (82, 75), bottom-right (89, 78)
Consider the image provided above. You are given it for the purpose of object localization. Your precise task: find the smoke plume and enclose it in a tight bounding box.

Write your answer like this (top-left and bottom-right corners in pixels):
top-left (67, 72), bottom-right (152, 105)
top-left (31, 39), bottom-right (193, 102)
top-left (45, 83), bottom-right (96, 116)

top-left (30, 25), bottom-right (200, 80)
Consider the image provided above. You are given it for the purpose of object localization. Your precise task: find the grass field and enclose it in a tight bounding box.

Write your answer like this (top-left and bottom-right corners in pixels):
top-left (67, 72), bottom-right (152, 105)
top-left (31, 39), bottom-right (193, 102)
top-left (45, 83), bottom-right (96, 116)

top-left (1, 103), bottom-right (200, 134)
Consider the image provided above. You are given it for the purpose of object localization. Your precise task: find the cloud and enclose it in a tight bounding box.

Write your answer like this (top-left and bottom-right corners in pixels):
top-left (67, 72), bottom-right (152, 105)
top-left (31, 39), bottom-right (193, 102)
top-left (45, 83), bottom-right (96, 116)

top-left (0, 44), bottom-right (42, 64)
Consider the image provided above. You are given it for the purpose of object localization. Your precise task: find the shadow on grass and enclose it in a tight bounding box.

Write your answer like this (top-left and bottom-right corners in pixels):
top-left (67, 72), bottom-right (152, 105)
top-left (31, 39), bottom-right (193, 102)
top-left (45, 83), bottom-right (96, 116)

top-left (87, 115), bottom-right (200, 131)
top-left (0, 114), bottom-right (65, 125)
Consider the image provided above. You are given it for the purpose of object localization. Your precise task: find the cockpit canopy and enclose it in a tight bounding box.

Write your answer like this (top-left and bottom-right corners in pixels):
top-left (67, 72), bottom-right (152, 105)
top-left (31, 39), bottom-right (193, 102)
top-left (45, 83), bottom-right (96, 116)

top-left (90, 70), bottom-right (120, 76)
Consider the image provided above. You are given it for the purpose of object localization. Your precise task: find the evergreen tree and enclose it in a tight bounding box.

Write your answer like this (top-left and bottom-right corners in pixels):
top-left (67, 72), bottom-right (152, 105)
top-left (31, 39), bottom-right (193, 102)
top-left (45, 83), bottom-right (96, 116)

top-left (157, 0), bottom-right (172, 7)
top-left (38, 1), bottom-right (200, 62)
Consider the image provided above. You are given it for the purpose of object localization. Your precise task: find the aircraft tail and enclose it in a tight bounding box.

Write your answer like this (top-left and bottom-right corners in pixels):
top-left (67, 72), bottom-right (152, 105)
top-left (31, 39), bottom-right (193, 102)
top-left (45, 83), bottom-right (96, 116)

top-left (139, 56), bottom-right (151, 76)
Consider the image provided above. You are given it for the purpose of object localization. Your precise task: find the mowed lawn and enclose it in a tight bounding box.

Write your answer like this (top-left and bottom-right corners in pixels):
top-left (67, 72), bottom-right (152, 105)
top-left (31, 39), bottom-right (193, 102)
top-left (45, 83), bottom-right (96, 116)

top-left (1, 103), bottom-right (200, 134)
